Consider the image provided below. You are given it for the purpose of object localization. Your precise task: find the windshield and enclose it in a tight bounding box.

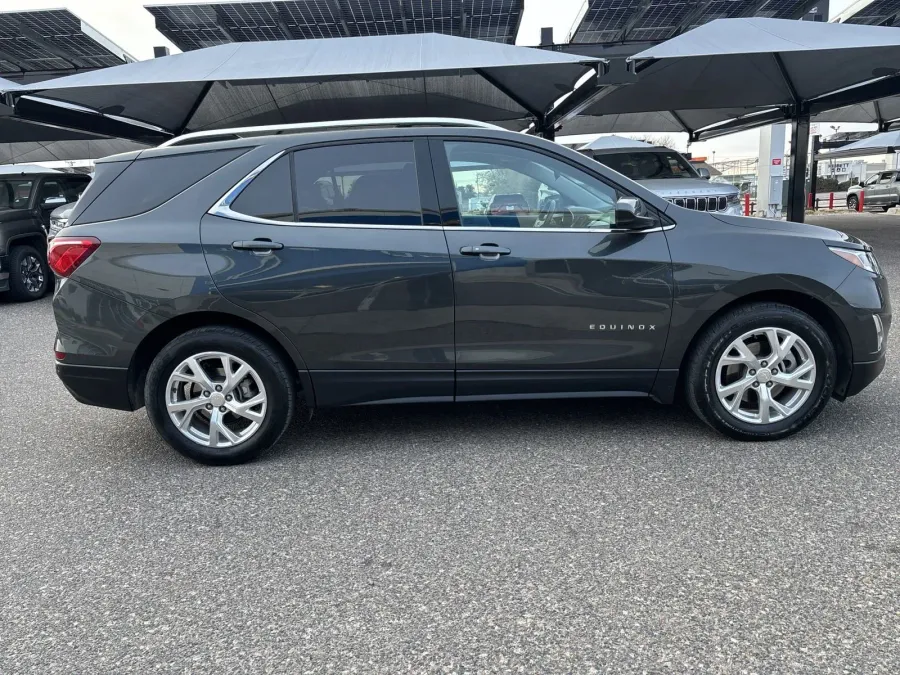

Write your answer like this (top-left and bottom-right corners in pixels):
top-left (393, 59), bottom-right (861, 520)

top-left (591, 151), bottom-right (698, 181)
top-left (0, 179), bottom-right (35, 210)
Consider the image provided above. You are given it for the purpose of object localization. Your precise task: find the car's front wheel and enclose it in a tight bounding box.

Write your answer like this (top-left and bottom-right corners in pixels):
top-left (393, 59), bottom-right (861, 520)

top-left (847, 195), bottom-right (859, 211)
top-left (7, 244), bottom-right (50, 301)
top-left (145, 326), bottom-right (295, 464)
top-left (685, 302), bottom-right (836, 441)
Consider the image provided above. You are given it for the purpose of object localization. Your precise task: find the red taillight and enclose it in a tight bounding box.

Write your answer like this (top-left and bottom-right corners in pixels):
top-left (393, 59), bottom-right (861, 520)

top-left (48, 236), bottom-right (101, 277)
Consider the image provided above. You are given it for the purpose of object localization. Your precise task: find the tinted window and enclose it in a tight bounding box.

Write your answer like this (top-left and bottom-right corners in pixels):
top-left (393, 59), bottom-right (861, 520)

top-left (292, 142), bottom-right (421, 226)
top-left (0, 179), bottom-right (33, 210)
top-left (231, 155), bottom-right (292, 222)
top-left (78, 148), bottom-right (247, 223)
top-left (64, 176), bottom-right (91, 201)
top-left (590, 151), bottom-right (697, 180)
top-left (38, 180), bottom-right (65, 206)
top-left (444, 141), bottom-right (621, 229)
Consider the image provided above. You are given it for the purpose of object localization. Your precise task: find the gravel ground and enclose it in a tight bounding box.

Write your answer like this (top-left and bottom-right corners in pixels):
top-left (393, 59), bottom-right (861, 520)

top-left (1, 214), bottom-right (898, 673)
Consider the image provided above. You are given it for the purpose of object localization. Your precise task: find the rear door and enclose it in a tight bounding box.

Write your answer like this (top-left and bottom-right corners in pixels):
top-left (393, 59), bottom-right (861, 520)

top-left (431, 138), bottom-right (674, 399)
top-left (201, 138), bottom-right (456, 407)
top-left (873, 172), bottom-right (894, 205)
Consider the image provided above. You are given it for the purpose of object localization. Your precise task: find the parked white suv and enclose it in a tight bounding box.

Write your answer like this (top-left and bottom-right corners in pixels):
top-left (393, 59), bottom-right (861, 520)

top-left (581, 140), bottom-right (742, 216)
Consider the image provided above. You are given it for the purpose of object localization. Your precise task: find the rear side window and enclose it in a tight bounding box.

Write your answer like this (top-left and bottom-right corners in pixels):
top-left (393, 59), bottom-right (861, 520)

top-left (230, 155), bottom-right (292, 222)
top-left (77, 148), bottom-right (247, 223)
top-left (292, 142), bottom-right (421, 226)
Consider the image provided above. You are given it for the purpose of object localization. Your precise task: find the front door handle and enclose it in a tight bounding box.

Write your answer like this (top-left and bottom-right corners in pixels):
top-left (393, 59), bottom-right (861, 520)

top-left (232, 239), bottom-right (284, 252)
top-left (460, 244), bottom-right (511, 259)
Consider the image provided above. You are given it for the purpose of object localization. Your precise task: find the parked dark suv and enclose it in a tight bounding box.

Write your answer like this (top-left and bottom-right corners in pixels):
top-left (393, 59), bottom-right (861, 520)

top-left (0, 168), bottom-right (90, 301)
top-left (49, 119), bottom-right (890, 464)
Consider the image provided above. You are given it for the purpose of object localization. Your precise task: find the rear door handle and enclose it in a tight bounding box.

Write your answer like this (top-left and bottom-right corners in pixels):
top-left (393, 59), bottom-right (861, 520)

top-left (460, 245), bottom-right (511, 258)
top-left (232, 239), bottom-right (284, 252)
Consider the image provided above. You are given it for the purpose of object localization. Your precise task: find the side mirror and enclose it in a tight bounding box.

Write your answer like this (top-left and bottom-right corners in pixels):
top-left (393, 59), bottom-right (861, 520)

top-left (615, 197), bottom-right (657, 230)
top-left (42, 196), bottom-right (67, 208)
top-left (697, 167), bottom-right (711, 180)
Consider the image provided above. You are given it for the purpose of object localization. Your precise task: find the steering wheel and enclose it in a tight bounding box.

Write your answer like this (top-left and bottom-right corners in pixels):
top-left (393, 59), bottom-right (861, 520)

top-left (564, 205), bottom-right (595, 229)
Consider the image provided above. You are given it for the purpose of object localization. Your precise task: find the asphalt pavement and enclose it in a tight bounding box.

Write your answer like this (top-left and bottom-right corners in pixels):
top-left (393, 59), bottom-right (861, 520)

top-left (1, 214), bottom-right (899, 673)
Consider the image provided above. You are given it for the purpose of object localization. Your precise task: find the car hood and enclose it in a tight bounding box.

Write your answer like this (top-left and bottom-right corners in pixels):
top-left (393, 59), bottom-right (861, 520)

top-left (712, 213), bottom-right (868, 249)
top-left (51, 202), bottom-right (74, 219)
top-left (639, 178), bottom-right (738, 197)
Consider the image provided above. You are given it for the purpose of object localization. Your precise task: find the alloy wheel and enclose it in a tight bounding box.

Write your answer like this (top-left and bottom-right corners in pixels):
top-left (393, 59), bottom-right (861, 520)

top-left (715, 327), bottom-right (816, 425)
top-left (20, 254), bottom-right (45, 295)
top-left (165, 351), bottom-right (267, 448)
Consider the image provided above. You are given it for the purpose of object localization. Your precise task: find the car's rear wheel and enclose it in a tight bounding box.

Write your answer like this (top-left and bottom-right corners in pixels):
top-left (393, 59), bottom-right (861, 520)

top-left (145, 326), bottom-right (295, 464)
top-left (685, 302), bottom-right (836, 441)
top-left (7, 244), bottom-right (49, 302)
top-left (847, 195), bottom-right (859, 211)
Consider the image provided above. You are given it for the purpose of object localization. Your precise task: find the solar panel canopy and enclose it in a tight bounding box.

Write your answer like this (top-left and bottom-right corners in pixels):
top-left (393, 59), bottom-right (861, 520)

top-left (0, 8), bottom-right (130, 77)
top-left (842, 0), bottom-right (900, 26)
top-left (146, 0), bottom-right (524, 52)
top-left (12, 32), bottom-right (598, 141)
top-left (569, 0), bottom-right (822, 44)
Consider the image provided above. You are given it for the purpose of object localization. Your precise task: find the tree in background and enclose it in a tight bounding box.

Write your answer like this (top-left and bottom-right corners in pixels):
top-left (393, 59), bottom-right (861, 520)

top-left (634, 134), bottom-right (678, 149)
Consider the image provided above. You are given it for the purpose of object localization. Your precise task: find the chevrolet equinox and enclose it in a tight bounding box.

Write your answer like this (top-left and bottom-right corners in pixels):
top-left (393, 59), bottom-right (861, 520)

top-left (49, 119), bottom-right (891, 464)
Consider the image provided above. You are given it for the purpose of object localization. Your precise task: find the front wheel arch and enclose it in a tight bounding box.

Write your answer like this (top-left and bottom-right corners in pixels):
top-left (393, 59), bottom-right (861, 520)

top-left (675, 289), bottom-right (852, 402)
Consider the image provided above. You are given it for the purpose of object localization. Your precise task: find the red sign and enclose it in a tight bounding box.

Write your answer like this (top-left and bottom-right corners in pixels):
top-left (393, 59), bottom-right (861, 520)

top-left (772, 158), bottom-right (782, 166)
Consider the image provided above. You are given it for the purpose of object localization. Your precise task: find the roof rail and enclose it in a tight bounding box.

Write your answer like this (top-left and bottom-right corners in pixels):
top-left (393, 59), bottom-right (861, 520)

top-left (159, 117), bottom-right (506, 147)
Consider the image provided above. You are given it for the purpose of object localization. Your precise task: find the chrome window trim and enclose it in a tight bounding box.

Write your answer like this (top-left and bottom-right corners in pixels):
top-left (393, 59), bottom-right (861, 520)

top-left (210, 151), bottom-right (675, 234)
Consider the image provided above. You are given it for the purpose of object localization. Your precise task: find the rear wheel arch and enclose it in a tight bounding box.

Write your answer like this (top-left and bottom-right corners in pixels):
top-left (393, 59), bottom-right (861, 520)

top-left (128, 311), bottom-right (314, 410)
top-left (7, 231), bottom-right (47, 253)
top-left (675, 289), bottom-right (853, 401)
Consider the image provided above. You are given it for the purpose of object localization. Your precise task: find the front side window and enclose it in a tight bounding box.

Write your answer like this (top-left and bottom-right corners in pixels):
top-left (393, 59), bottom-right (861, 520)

top-left (444, 141), bottom-right (621, 229)
top-left (292, 141), bottom-right (421, 226)
top-left (0, 179), bottom-right (34, 210)
top-left (591, 150), bottom-right (698, 181)
top-left (865, 175), bottom-right (879, 186)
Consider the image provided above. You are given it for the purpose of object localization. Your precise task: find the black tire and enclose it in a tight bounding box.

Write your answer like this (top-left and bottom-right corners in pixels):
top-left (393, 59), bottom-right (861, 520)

top-left (685, 302), bottom-right (836, 441)
top-left (847, 195), bottom-right (859, 211)
top-left (882, 205), bottom-right (891, 212)
top-left (145, 326), bottom-right (295, 465)
top-left (7, 244), bottom-right (49, 302)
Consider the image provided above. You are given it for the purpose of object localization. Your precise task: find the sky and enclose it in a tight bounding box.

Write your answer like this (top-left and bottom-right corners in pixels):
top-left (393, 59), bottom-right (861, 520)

top-left (3, 0), bottom-right (875, 161)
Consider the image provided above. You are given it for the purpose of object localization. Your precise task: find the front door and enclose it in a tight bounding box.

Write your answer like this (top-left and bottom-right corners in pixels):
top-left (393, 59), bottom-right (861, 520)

top-left (201, 139), bottom-right (456, 407)
top-left (431, 138), bottom-right (673, 399)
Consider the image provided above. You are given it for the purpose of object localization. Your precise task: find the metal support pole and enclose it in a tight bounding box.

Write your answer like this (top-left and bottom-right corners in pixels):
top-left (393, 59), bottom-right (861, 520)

top-left (786, 113), bottom-right (810, 223)
top-left (807, 134), bottom-right (820, 214)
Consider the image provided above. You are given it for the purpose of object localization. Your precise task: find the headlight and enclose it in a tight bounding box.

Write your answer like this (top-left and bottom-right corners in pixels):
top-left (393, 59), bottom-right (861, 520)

top-left (726, 194), bottom-right (741, 207)
top-left (829, 246), bottom-right (881, 275)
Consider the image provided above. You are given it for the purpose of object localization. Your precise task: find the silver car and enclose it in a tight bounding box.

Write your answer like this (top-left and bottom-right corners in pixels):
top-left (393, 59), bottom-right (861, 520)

top-left (847, 170), bottom-right (900, 212)
top-left (583, 145), bottom-right (742, 216)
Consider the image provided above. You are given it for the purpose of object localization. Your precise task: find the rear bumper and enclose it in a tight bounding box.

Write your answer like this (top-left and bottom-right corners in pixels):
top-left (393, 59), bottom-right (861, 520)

top-left (56, 362), bottom-right (134, 411)
top-left (844, 354), bottom-right (887, 398)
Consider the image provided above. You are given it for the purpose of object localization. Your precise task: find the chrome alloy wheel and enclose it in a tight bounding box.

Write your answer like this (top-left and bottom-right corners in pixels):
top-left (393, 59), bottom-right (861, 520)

top-left (165, 351), bottom-right (267, 448)
top-left (20, 253), bottom-right (45, 295)
top-left (715, 327), bottom-right (816, 425)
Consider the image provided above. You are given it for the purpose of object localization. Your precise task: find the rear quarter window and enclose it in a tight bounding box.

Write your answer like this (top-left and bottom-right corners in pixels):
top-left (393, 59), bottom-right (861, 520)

top-left (76, 148), bottom-right (247, 224)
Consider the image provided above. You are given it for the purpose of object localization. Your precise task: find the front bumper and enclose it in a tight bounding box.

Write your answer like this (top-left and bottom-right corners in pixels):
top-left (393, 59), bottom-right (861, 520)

top-left (56, 362), bottom-right (134, 411)
top-left (845, 354), bottom-right (887, 398)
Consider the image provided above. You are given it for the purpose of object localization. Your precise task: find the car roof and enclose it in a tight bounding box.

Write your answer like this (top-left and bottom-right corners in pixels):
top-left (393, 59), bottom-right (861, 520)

top-left (586, 146), bottom-right (674, 155)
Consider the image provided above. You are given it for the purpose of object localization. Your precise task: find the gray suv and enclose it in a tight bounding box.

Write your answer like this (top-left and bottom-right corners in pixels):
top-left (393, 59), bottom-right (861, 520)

top-left (49, 119), bottom-right (890, 464)
top-left (847, 170), bottom-right (900, 211)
